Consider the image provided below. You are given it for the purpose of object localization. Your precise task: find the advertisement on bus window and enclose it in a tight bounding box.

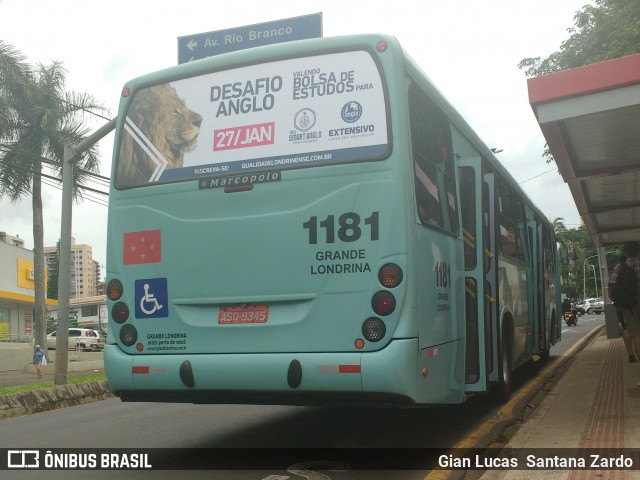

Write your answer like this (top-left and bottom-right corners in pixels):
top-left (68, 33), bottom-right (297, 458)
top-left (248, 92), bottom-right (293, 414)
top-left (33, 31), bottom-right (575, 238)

top-left (115, 50), bottom-right (389, 188)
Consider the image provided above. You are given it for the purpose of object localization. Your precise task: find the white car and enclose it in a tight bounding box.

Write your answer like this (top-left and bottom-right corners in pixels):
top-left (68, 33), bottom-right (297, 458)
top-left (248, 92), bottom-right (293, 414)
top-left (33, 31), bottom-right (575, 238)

top-left (47, 328), bottom-right (105, 351)
top-left (576, 298), bottom-right (604, 315)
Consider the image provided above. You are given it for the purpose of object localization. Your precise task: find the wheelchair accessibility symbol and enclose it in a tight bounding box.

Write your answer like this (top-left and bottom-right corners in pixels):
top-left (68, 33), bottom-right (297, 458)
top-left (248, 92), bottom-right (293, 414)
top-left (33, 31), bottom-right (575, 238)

top-left (140, 283), bottom-right (163, 314)
top-left (135, 278), bottom-right (168, 318)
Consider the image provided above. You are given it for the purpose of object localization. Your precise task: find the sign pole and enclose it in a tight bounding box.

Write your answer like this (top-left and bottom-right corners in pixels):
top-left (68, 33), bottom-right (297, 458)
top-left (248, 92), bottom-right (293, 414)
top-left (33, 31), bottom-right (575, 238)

top-left (54, 119), bottom-right (116, 385)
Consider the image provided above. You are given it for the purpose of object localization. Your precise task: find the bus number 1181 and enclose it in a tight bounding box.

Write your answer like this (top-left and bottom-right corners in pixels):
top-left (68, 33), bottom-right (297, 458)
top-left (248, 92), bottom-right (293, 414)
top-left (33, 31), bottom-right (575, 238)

top-left (303, 212), bottom-right (379, 244)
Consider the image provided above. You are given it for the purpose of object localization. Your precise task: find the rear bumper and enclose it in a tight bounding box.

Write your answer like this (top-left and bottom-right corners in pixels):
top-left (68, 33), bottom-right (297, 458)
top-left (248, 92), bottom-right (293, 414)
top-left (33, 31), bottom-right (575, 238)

top-left (105, 339), bottom-right (425, 406)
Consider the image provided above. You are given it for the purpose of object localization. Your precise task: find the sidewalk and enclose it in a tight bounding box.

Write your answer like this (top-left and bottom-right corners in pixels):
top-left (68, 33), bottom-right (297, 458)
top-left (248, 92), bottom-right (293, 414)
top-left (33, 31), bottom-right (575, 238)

top-left (0, 363), bottom-right (104, 388)
top-left (0, 346), bottom-right (109, 420)
top-left (0, 344), bottom-right (104, 388)
top-left (480, 327), bottom-right (640, 480)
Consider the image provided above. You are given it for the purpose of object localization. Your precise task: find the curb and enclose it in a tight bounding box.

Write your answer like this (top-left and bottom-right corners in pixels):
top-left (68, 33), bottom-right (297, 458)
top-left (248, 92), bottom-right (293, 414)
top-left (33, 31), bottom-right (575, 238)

top-left (423, 324), bottom-right (605, 480)
top-left (464, 324), bottom-right (605, 448)
top-left (0, 380), bottom-right (114, 420)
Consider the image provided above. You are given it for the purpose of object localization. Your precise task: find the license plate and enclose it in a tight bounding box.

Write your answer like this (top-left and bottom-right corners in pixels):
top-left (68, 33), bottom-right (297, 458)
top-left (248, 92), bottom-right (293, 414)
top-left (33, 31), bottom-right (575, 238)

top-left (218, 305), bottom-right (269, 324)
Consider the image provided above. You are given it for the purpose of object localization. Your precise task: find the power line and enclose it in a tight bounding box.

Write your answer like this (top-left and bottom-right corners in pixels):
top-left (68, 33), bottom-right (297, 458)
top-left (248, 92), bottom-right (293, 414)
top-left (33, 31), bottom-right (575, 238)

top-left (518, 168), bottom-right (558, 184)
top-left (0, 160), bottom-right (109, 207)
top-left (0, 142), bottom-right (111, 184)
top-left (0, 155), bottom-right (110, 194)
top-left (40, 176), bottom-right (108, 207)
top-left (42, 177), bottom-right (108, 207)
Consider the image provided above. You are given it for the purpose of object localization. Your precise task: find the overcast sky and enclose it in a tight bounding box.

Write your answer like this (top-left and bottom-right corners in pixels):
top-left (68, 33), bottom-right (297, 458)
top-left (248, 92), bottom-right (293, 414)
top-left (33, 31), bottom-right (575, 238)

top-left (0, 0), bottom-right (588, 275)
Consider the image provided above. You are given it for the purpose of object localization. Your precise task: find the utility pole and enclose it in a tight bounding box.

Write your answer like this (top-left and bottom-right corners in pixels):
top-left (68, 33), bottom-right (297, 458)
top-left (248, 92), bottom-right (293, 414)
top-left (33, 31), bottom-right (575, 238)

top-left (55, 119), bottom-right (115, 385)
top-left (582, 254), bottom-right (599, 301)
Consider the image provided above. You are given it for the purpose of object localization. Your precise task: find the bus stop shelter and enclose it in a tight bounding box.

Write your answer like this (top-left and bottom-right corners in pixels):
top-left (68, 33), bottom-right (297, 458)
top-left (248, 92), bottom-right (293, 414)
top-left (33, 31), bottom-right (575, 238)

top-left (527, 53), bottom-right (640, 336)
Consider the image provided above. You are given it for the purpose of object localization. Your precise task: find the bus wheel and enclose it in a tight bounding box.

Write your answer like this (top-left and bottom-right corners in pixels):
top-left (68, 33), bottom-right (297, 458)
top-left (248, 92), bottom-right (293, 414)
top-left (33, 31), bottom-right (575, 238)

top-left (538, 348), bottom-right (550, 364)
top-left (490, 335), bottom-right (512, 404)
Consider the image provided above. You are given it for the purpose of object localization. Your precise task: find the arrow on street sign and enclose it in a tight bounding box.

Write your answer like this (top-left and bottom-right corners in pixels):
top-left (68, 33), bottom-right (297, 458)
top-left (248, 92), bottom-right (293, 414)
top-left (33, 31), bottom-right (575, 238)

top-left (186, 39), bottom-right (198, 52)
top-left (177, 13), bottom-right (322, 64)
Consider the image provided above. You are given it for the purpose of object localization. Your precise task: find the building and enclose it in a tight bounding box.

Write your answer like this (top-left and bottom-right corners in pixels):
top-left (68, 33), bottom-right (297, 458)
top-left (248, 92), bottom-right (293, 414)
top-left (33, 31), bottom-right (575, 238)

top-left (44, 237), bottom-right (100, 299)
top-left (48, 295), bottom-right (107, 332)
top-left (0, 232), bottom-right (25, 248)
top-left (0, 234), bottom-right (57, 340)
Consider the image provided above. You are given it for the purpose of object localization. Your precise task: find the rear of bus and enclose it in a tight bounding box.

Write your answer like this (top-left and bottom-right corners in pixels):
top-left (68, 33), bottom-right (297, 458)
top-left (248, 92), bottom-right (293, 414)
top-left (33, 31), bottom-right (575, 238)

top-left (104, 34), bottom-right (460, 405)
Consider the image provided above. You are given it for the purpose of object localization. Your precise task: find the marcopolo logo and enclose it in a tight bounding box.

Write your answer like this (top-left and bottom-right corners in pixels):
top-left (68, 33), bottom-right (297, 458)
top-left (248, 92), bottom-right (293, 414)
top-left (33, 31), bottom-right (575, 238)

top-left (200, 171), bottom-right (281, 190)
top-left (341, 101), bottom-right (362, 123)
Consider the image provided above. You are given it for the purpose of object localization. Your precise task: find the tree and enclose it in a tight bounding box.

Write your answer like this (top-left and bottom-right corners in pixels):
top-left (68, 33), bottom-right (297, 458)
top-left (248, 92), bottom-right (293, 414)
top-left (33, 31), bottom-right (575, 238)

top-left (46, 316), bottom-right (57, 335)
top-left (0, 41), bottom-right (108, 353)
top-left (519, 0), bottom-right (640, 164)
top-left (519, 0), bottom-right (640, 78)
top-left (553, 219), bottom-right (600, 298)
top-left (554, 217), bottom-right (574, 295)
top-left (552, 217), bottom-right (568, 240)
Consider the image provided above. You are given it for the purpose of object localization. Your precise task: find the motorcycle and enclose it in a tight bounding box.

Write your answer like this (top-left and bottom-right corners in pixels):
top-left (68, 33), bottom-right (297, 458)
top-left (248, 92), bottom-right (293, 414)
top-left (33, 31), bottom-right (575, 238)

top-left (564, 310), bottom-right (577, 326)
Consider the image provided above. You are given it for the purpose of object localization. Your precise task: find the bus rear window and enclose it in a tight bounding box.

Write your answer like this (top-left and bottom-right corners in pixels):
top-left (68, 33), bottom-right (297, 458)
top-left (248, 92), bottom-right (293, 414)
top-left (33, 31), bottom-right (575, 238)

top-left (115, 50), bottom-right (390, 188)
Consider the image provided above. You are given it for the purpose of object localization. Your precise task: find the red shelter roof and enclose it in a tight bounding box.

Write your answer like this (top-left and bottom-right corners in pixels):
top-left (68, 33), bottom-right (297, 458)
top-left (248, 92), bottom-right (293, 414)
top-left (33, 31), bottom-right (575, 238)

top-left (528, 53), bottom-right (640, 247)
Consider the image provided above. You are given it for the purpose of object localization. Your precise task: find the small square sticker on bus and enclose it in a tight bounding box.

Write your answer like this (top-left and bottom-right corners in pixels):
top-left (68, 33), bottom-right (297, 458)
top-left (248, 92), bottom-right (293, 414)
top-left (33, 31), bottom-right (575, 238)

top-left (218, 305), bottom-right (269, 324)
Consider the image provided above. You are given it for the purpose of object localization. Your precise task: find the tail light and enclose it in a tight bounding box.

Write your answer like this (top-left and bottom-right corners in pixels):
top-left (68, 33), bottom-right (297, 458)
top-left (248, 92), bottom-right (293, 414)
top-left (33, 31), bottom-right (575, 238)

top-left (362, 318), bottom-right (386, 342)
top-left (112, 302), bottom-right (129, 324)
top-left (359, 264), bottom-right (402, 345)
top-left (371, 291), bottom-right (396, 316)
top-left (378, 264), bottom-right (403, 288)
top-left (120, 325), bottom-right (138, 346)
top-left (107, 279), bottom-right (123, 301)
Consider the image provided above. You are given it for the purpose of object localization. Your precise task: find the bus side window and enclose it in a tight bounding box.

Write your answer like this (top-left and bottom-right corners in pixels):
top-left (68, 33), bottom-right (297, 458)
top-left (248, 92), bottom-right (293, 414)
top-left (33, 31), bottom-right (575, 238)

top-left (513, 197), bottom-right (529, 264)
top-left (496, 178), bottom-right (518, 260)
top-left (459, 166), bottom-right (477, 271)
top-left (408, 82), bottom-right (456, 233)
top-left (496, 178), bottom-right (530, 263)
top-left (415, 163), bottom-right (444, 227)
top-left (499, 225), bottom-right (518, 258)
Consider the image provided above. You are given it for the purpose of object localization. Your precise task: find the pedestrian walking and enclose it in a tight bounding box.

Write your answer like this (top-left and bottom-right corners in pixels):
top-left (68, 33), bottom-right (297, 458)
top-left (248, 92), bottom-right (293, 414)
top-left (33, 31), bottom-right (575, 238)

top-left (33, 344), bottom-right (46, 378)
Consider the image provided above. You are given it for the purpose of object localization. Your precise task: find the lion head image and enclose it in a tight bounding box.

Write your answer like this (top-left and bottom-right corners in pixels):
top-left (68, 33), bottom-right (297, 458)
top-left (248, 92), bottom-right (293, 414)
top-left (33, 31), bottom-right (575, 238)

top-left (116, 83), bottom-right (203, 187)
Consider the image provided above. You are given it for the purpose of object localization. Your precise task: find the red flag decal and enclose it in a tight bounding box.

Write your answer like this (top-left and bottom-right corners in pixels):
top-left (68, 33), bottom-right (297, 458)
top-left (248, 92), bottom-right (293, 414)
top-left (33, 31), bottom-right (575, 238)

top-left (123, 230), bottom-right (161, 265)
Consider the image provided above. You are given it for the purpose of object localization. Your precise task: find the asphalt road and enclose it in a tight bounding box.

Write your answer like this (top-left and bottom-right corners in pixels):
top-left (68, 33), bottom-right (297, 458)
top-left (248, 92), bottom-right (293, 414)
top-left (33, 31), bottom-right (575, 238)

top-left (556, 311), bottom-right (607, 356)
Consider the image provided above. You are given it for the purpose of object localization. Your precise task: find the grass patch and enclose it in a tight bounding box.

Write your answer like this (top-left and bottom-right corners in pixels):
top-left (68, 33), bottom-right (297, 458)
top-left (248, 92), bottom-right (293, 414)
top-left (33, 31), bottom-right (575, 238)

top-left (0, 372), bottom-right (106, 396)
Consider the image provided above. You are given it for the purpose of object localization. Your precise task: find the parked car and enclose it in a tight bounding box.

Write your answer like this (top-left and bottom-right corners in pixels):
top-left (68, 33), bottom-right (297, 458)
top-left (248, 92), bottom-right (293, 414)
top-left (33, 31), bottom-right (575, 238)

top-left (575, 298), bottom-right (604, 315)
top-left (46, 328), bottom-right (105, 351)
top-left (93, 330), bottom-right (107, 345)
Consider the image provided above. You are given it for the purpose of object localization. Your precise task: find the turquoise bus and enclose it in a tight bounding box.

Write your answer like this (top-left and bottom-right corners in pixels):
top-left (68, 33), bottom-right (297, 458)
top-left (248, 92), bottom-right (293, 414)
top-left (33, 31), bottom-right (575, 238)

top-left (105, 34), bottom-right (561, 406)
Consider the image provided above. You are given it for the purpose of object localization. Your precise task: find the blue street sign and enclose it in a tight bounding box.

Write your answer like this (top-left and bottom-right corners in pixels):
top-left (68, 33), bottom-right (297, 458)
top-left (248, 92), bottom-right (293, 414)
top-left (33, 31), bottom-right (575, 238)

top-left (178, 13), bottom-right (322, 64)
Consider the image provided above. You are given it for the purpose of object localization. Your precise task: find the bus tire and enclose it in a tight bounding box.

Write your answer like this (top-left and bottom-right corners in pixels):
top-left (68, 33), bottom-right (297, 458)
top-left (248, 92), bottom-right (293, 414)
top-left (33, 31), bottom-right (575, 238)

top-left (490, 332), bottom-right (512, 404)
top-left (538, 315), bottom-right (554, 364)
top-left (539, 348), bottom-right (550, 363)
